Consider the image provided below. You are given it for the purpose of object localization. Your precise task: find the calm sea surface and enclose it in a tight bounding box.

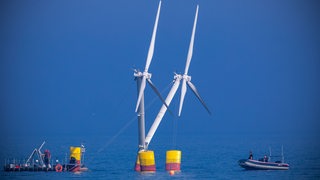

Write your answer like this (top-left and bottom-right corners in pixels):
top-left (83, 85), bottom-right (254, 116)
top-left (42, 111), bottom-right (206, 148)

top-left (1, 132), bottom-right (319, 179)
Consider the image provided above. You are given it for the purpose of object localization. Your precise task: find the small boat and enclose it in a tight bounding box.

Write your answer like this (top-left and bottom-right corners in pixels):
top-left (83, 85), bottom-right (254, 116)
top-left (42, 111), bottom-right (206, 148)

top-left (3, 141), bottom-right (88, 172)
top-left (238, 159), bottom-right (289, 170)
top-left (238, 147), bottom-right (289, 170)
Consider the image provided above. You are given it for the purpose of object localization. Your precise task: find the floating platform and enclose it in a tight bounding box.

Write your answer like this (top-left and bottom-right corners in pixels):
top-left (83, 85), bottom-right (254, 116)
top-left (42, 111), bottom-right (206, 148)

top-left (2, 141), bottom-right (88, 173)
top-left (3, 163), bottom-right (88, 172)
top-left (4, 165), bottom-right (56, 172)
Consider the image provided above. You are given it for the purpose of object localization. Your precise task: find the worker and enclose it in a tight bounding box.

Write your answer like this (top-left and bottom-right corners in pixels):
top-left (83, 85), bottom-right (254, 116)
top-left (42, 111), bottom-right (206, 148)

top-left (248, 151), bottom-right (253, 160)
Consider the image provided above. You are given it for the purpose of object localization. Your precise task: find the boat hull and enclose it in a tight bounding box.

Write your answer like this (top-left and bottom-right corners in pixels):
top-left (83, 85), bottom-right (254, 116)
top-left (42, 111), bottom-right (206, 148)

top-left (238, 159), bottom-right (289, 170)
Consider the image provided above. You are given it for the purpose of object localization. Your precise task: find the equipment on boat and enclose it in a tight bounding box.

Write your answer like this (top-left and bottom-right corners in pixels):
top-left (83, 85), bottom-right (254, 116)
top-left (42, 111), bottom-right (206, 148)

top-left (3, 141), bottom-right (88, 172)
top-left (24, 141), bottom-right (48, 168)
top-left (238, 147), bottom-right (289, 170)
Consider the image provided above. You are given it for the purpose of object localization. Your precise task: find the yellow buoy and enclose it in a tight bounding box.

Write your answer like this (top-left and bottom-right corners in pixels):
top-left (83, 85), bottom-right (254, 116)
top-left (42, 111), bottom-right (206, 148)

top-left (166, 150), bottom-right (181, 171)
top-left (70, 147), bottom-right (82, 164)
top-left (139, 150), bottom-right (156, 172)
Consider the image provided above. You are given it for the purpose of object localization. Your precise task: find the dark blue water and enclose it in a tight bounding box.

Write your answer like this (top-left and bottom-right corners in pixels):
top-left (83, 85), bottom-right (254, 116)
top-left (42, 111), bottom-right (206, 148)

top-left (1, 132), bottom-right (319, 179)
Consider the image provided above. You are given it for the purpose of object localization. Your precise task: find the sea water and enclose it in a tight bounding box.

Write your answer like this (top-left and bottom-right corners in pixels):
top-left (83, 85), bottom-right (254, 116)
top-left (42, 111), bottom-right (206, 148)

top-left (0, 132), bottom-right (319, 179)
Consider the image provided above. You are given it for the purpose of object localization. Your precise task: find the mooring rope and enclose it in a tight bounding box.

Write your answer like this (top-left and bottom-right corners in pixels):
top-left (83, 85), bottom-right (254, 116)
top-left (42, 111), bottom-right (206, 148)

top-left (97, 81), bottom-right (173, 153)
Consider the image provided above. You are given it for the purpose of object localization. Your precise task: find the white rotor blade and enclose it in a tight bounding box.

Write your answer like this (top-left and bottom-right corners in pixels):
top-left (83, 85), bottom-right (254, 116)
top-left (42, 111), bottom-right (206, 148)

top-left (135, 76), bottom-right (147, 112)
top-left (145, 79), bottom-right (181, 146)
top-left (184, 5), bottom-right (199, 75)
top-left (187, 81), bottom-right (211, 115)
top-left (178, 79), bottom-right (187, 116)
top-left (146, 78), bottom-right (172, 114)
top-left (145, 1), bottom-right (162, 72)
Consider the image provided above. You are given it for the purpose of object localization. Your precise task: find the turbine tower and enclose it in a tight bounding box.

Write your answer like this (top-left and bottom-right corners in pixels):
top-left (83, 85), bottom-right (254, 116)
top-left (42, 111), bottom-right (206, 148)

top-left (133, 1), bottom-right (168, 152)
top-left (145, 5), bottom-right (211, 149)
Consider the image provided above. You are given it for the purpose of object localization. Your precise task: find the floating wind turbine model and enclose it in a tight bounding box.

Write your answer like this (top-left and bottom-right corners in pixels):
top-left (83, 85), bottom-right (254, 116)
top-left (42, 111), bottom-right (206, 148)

top-left (145, 5), bottom-right (211, 148)
top-left (134, 3), bottom-right (211, 172)
top-left (133, 1), bottom-right (168, 152)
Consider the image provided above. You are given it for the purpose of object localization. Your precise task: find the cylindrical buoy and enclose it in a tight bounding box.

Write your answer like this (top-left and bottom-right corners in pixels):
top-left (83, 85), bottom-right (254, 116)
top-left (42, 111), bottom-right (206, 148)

top-left (166, 150), bottom-right (181, 171)
top-left (139, 150), bottom-right (156, 172)
top-left (70, 147), bottom-right (82, 164)
top-left (134, 154), bottom-right (141, 171)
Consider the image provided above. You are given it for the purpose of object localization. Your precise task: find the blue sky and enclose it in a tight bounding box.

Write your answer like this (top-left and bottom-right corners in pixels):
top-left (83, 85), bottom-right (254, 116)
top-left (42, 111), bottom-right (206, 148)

top-left (1, 0), bottom-right (319, 143)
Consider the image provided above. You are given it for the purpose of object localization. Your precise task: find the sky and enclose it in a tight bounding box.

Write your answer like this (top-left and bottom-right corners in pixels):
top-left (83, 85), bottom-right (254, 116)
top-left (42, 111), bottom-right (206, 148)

top-left (0, 0), bottom-right (319, 145)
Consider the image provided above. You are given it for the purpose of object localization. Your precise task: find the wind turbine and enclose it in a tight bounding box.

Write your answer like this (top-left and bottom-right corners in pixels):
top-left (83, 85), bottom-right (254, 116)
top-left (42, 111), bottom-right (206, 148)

top-left (145, 5), bottom-right (211, 148)
top-left (178, 5), bottom-right (211, 117)
top-left (133, 1), bottom-right (168, 151)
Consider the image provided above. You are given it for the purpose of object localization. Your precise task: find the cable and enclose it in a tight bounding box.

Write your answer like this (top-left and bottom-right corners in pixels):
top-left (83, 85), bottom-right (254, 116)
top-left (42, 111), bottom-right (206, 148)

top-left (97, 81), bottom-right (173, 153)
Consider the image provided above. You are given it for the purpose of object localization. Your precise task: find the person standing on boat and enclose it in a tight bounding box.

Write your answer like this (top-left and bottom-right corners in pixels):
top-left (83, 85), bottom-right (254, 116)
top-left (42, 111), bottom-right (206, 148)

top-left (263, 155), bottom-right (269, 162)
top-left (248, 151), bottom-right (253, 160)
top-left (44, 149), bottom-right (51, 168)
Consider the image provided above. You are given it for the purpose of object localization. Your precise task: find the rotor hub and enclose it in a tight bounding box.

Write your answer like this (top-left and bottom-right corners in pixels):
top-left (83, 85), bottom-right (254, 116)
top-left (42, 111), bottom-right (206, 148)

top-left (134, 71), bottom-right (152, 79)
top-left (174, 74), bottom-right (182, 80)
top-left (182, 74), bottom-right (191, 81)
